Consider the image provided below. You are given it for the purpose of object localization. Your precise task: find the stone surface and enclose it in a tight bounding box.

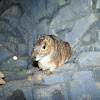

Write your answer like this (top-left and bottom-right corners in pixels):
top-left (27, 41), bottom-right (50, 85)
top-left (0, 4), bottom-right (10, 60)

top-left (1, 5), bottom-right (22, 27)
top-left (49, 13), bottom-right (99, 48)
top-left (32, 63), bottom-right (76, 85)
top-left (0, 57), bottom-right (29, 72)
top-left (75, 52), bottom-right (100, 68)
top-left (32, 83), bottom-right (69, 100)
top-left (0, 47), bottom-right (14, 65)
top-left (69, 71), bottom-right (100, 100)
top-left (7, 89), bottom-right (26, 100)
top-left (96, 0), bottom-right (100, 10)
top-left (94, 67), bottom-right (100, 82)
top-left (18, 43), bottom-right (26, 55)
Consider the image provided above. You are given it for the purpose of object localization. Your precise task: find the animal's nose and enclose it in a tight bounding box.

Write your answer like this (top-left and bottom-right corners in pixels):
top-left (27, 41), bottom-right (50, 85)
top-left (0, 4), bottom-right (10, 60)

top-left (32, 56), bottom-right (36, 61)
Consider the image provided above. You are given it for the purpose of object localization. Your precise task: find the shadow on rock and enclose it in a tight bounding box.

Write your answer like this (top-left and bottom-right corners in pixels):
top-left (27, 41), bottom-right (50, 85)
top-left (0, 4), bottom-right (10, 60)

top-left (7, 89), bottom-right (26, 100)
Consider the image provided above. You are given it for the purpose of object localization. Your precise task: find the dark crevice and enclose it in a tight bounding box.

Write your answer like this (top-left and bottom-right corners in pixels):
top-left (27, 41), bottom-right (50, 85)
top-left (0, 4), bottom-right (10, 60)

top-left (0, 0), bottom-right (14, 16)
top-left (7, 89), bottom-right (26, 100)
top-left (56, 27), bottom-right (73, 34)
top-left (37, 16), bottom-right (51, 24)
top-left (0, 1), bottom-right (24, 16)
top-left (44, 0), bottom-right (47, 10)
top-left (0, 18), bottom-right (9, 23)
top-left (12, 3), bottom-right (24, 16)
top-left (92, 0), bottom-right (97, 10)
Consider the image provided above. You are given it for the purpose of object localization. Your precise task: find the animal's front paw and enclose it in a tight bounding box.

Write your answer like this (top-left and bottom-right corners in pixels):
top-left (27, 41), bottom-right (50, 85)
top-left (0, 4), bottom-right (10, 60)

top-left (46, 71), bottom-right (53, 76)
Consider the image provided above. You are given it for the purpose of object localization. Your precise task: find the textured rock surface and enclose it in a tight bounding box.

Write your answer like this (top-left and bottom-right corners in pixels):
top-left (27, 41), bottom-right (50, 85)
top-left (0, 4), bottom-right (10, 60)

top-left (0, 0), bottom-right (100, 100)
top-left (69, 71), bottom-right (100, 100)
top-left (75, 52), bottom-right (100, 68)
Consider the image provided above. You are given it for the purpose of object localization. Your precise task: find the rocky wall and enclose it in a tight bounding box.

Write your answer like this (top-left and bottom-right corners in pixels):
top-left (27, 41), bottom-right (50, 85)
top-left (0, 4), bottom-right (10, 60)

top-left (0, 0), bottom-right (100, 100)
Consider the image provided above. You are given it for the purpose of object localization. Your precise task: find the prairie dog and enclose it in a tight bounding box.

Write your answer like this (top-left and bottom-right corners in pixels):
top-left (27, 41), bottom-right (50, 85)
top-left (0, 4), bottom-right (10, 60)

top-left (32, 35), bottom-right (71, 75)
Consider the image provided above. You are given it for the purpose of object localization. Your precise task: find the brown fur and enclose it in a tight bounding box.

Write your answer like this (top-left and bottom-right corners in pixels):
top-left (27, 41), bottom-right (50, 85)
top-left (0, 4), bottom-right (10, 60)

top-left (0, 72), bottom-right (6, 84)
top-left (32, 35), bottom-right (71, 75)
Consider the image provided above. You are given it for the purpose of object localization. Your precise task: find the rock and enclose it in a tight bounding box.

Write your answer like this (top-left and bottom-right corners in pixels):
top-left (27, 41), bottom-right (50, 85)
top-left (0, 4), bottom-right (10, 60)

top-left (94, 67), bottom-right (100, 82)
top-left (1, 5), bottom-right (22, 27)
top-left (7, 89), bottom-right (26, 100)
top-left (54, 63), bottom-right (77, 72)
top-left (18, 43), bottom-right (26, 55)
top-left (32, 83), bottom-right (69, 100)
top-left (69, 71), bottom-right (100, 100)
top-left (96, 0), bottom-right (100, 10)
top-left (80, 18), bottom-right (100, 46)
top-left (0, 87), bottom-right (6, 100)
top-left (33, 63), bottom-right (76, 85)
top-left (42, 72), bottom-right (72, 85)
top-left (22, 0), bottom-right (45, 20)
top-left (0, 47), bottom-right (14, 65)
top-left (0, 87), bottom-right (3, 97)
top-left (0, 57), bottom-right (29, 72)
top-left (0, 80), bottom-right (27, 100)
top-left (49, 0), bottom-right (89, 29)
top-left (75, 52), bottom-right (100, 68)
top-left (49, 13), bottom-right (99, 48)
top-left (23, 87), bottom-right (32, 100)
top-left (6, 36), bottom-right (23, 43)
top-left (96, 82), bottom-right (100, 90)
top-left (27, 25), bottom-right (42, 56)
top-left (3, 72), bottom-right (26, 82)
top-left (0, 0), bottom-right (16, 16)
top-left (0, 79), bottom-right (69, 100)
top-left (72, 41), bottom-right (100, 64)
top-left (2, 42), bottom-right (17, 54)
top-left (3, 80), bottom-right (25, 94)
top-left (0, 20), bottom-right (13, 33)
top-left (98, 32), bottom-right (100, 41)
top-left (70, 0), bottom-right (91, 15)
top-left (20, 13), bottom-right (33, 31)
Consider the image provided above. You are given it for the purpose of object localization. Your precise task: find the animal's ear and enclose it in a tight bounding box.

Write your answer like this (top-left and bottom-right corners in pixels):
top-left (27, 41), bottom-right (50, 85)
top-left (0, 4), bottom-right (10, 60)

top-left (45, 36), bottom-right (51, 44)
top-left (38, 35), bottom-right (45, 40)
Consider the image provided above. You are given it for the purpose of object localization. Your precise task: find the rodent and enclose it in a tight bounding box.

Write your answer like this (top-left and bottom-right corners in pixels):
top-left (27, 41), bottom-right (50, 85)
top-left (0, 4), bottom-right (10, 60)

top-left (32, 35), bottom-right (71, 75)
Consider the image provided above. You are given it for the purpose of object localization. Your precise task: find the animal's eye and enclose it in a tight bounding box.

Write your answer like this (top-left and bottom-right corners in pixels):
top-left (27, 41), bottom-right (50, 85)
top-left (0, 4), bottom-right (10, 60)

top-left (42, 45), bottom-right (46, 49)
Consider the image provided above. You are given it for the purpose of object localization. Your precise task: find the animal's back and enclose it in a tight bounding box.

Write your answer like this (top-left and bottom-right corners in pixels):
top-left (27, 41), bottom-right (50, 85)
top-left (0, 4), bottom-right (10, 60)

top-left (48, 35), bottom-right (71, 67)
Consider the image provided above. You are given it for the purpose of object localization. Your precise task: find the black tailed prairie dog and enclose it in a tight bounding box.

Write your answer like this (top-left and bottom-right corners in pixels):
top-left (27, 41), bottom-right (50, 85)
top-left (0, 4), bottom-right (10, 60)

top-left (32, 35), bottom-right (71, 75)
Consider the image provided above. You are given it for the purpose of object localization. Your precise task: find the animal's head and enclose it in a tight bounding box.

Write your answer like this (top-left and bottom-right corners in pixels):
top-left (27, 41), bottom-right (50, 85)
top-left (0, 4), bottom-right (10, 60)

top-left (32, 35), bottom-right (54, 61)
